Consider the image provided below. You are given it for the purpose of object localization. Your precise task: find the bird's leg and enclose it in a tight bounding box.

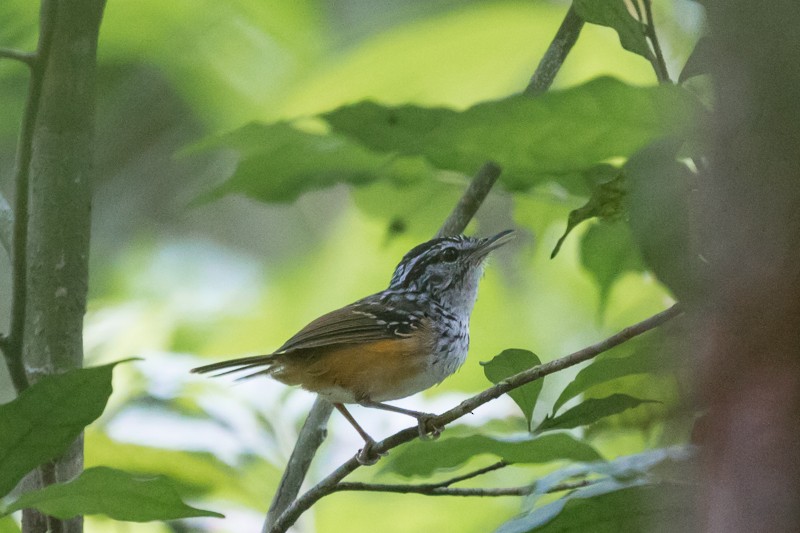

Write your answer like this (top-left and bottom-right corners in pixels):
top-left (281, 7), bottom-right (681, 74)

top-left (359, 400), bottom-right (442, 441)
top-left (333, 403), bottom-right (385, 465)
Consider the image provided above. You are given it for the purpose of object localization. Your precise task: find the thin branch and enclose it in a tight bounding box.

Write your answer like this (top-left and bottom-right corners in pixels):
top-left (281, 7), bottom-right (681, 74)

top-left (263, 160), bottom-right (506, 528)
top-left (429, 460), bottom-right (508, 488)
top-left (268, 304), bottom-right (683, 532)
top-left (642, 0), bottom-right (671, 83)
top-left (333, 476), bottom-right (596, 498)
top-left (0, 48), bottom-right (35, 67)
top-left (1, 0), bottom-right (59, 395)
top-left (436, 162), bottom-right (502, 238)
top-left (525, 4), bottom-right (585, 95)
top-left (262, 398), bottom-right (333, 533)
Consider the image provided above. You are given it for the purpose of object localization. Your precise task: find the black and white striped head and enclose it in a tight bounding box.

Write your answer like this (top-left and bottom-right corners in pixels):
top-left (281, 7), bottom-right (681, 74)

top-left (388, 230), bottom-right (514, 308)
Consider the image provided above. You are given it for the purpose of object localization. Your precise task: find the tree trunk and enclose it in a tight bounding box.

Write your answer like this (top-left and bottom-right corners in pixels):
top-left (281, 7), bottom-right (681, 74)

top-left (21, 1), bottom-right (105, 531)
top-left (699, 1), bottom-right (800, 531)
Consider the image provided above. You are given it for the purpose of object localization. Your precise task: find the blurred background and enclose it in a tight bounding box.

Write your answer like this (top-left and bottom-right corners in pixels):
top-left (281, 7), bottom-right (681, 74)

top-left (0, 0), bottom-right (703, 531)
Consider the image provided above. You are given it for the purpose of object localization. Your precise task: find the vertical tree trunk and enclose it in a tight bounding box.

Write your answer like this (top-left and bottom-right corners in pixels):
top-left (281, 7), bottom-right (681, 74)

top-left (699, 1), bottom-right (800, 531)
top-left (21, 1), bottom-right (105, 531)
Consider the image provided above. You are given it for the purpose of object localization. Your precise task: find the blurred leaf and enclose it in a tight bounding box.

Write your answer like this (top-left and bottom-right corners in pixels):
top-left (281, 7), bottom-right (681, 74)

top-left (323, 78), bottom-right (697, 192)
top-left (0, 361), bottom-right (130, 498)
top-left (495, 480), bottom-right (695, 533)
top-left (481, 349), bottom-right (543, 431)
top-left (625, 138), bottom-right (702, 301)
top-left (551, 166), bottom-right (626, 258)
top-left (0, 515), bottom-right (19, 533)
top-left (2, 466), bottom-right (223, 521)
top-left (537, 394), bottom-right (659, 433)
top-left (191, 122), bottom-right (436, 204)
top-left (553, 341), bottom-right (668, 413)
top-left (679, 36), bottom-right (713, 83)
top-left (85, 430), bottom-right (264, 507)
top-left (580, 220), bottom-right (644, 313)
top-left (573, 0), bottom-right (652, 59)
top-left (385, 433), bottom-right (601, 477)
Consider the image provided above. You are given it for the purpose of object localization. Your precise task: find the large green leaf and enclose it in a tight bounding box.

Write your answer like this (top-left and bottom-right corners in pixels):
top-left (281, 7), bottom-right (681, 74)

top-left (385, 433), bottom-right (601, 478)
top-left (580, 220), bottom-right (644, 313)
top-left (481, 349), bottom-right (543, 431)
top-left (323, 78), bottom-right (697, 192)
top-left (192, 122), bottom-right (436, 204)
top-left (625, 138), bottom-right (703, 301)
top-left (0, 516), bottom-right (19, 533)
top-left (537, 394), bottom-right (658, 433)
top-left (573, 0), bottom-right (652, 59)
top-left (495, 480), bottom-right (695, 533)
top-left (553, 335), bottom-right (668, 413)
top-left (0, 361), bottom-right (129, 498)
top-left (1, 467), bottom-right (223, 521)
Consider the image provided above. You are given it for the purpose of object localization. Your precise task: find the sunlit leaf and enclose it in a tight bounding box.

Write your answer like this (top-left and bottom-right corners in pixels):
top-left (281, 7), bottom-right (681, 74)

top-left (481, 349), bottom-right (543, 431)
top-left (191, 122), bottom-right (436, 204)
top-left (0, 515), bottom-right (19, 533)
top-left (537, 394), bottom-right (658, 432)
top-left (385, 433), bottom-right (601, 477)
top-left (496, 480), bottom-right (695, 533)
top-left (2, 467), bottom-right (223, 521)
top-left (324, 78), bottom-right (697, 192)
top-left (0, 361), bottom-right (130, 498)
top-left (573, 0), bottom-right (652, 59)
top-left (553, 334), bottom-right (670, 413)
top-left (580, 220), bottom-right (644, 313)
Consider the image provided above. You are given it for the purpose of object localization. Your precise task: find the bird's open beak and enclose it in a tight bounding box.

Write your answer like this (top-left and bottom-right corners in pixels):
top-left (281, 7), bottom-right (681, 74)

top-left (471, 229), bottom-right (515, 260)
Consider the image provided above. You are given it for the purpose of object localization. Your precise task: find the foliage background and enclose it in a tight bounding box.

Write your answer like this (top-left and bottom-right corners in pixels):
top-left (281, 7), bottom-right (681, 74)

top-left (0, 1), bottom-right (703, 531)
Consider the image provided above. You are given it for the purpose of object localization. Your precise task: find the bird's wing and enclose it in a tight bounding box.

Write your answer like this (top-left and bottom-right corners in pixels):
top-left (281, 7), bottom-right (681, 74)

top-left (276, 295), bottom-right (422, 353)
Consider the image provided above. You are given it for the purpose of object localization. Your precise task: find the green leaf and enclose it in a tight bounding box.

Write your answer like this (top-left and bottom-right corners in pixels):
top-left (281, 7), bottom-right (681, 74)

top-left (553, 336), bottom-right (668, 413)
top-left (0, 515), bottom-right (19, 533)
top-left (2, 466), bottom-right (223, 521)
top-left (385, 433), bottom-right (601, 478)
top-left (191, 122), bottom-right (436, 204)
top-left (481, 349), bottom-right (543, 431)
top-left (537, 394), bottom-right (659, 433)
top-left (573, 0), bottom-right (652, 59)
top-left (625, 138), bottom-right (703, 301)
top-left (550, 166), bottom-right (626, 258)
top-left (496, 481), bottom-right (695, 533)
top-left (580, 220), bottom-right (644, 313)
top-left (0, 361), bottom-right (130, 498)
top-left (323, 78), bottom-right (697, 192)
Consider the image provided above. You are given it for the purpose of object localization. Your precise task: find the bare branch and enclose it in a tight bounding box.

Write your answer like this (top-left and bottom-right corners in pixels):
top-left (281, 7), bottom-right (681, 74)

top-left (642, 0), bottom-right (671, 83)
top-left (525, 5), bottom-right (585, 95)
top-left (333, 476), bottom-right (596, 498)
top-left (0, 48), bottom-right (35, 67)
top-left (436, 162), bottom-right (502, 238)
top-left (268, 304), bottom-right (682, 532)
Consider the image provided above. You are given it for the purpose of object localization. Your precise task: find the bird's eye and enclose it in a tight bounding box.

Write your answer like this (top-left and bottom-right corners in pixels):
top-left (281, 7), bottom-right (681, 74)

top-left (441, 248), bottom-right (458, 262)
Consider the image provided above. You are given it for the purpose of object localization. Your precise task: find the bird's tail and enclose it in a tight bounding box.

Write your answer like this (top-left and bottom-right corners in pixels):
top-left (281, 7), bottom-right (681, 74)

top-left (191, 354), bottom-right (278, 381)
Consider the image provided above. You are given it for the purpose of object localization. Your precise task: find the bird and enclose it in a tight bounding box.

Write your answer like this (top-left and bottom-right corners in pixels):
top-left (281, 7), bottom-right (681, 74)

top-left (192, 230), bottom-right (514, 464)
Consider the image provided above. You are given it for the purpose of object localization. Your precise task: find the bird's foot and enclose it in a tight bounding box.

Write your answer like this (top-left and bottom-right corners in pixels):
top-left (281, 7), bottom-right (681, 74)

top-left (356, 438), bottom-right (387, 466)
top-left (415, 413), bottom-right (443, 441)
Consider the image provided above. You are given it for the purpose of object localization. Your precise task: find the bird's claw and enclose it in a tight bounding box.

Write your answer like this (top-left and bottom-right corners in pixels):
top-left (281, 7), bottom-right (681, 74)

top-left (356, 439), bottom-right (387, 466)
top-left (416, 413), bottom-right (443, 441)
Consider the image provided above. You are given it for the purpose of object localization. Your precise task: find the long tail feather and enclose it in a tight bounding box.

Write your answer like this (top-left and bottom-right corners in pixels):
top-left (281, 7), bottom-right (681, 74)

top-left (191, 354), bottom-right (276, 378)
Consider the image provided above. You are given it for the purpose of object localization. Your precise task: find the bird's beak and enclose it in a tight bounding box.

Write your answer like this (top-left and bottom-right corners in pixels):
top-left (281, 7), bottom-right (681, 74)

top-left (471, 229), bottom-right (515, 260)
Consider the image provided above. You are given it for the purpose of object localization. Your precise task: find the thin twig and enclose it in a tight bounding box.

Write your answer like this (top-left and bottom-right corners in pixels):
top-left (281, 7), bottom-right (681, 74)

top-left (1, 0), bottom-right (58, 395)
top-left (333, 476), bottom-right (596, 498)
top-left (268, 304), bottom-right (682, 532)
top-left (525, 4), bottom-right (585, 95)
top-left (436, 162), bottom-right (502, 238)
top-left (642, 0), bottom-right (671, 83)
top-left (262, 398), bottom-right (333, 532)
top-left (0, 48), bottom-right (35, 67)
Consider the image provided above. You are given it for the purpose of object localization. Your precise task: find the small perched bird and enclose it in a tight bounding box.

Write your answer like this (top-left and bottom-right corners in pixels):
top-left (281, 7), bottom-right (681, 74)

top-left (192, 230), bottom-right (513, 463)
